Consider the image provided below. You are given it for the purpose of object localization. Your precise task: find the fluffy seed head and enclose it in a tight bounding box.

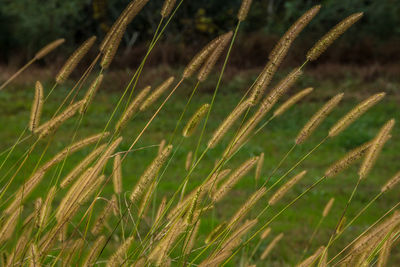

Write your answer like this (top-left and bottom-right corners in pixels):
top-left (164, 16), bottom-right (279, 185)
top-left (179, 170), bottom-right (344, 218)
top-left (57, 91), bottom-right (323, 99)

top-left (183, 35), bottom-right (222, 79)
top-left (381, 171), bottom-right (400, 193)
top-left (113, 154), bottom-right (123, 194)
top-left (255, 152), bottom-right (264, 181)
top-left (322, 197), bottom-right (335, 217)
top-left (161, 0), bottom-right (177, 18)
top-left (80, 74), bottom-right (104, 114)
top-left (237, 0), bottom-right (253, 21)
top-left (269, 170), bottom-right (307, 206)
top-left (296, 93), bottom-right (344, 144)
top-left (130, 145), bottom-right (173, 202)
top-left (260, 233), bottom-right (284, 260)
top-left (324, 139), bottom-right (373, 178)
top-left (307, 12), bottom-right (364, 61)
top-left (29, 81), bottom-right (44, 132)
top-left (198, 31), bottom-right (233, 82)
top-left (208, 99), bottom-right (251, 149)
top-left (35, 38), bottom-right (65, 60)
top-left (273, 87), bottom-right (314, 117)
top-left (185, 151), bottom-right (193, 171)
top-left (359, 119), bottom-right (395, 179)
top-left (140, 77), bottom-right (175, 111)
top-left (261, 227), bottom-right (271, 239)
top-left (115, 85), bottom-right (151, 132)
top-left (213, 156), bottom-right (259, 202)
top-left (183, 103), bottom-right (210, 137)
top-left (56, 36), bottom-right (96, 84)
top-left (36, 100), bottom-right (84, 139)
top-left (329, 93), bottom-right (386, 137)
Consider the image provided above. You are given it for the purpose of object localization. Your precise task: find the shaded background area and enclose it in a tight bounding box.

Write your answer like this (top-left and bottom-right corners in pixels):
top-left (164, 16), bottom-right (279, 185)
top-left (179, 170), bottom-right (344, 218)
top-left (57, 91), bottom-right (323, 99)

top-left (1, 0), bottom-right (400, 68)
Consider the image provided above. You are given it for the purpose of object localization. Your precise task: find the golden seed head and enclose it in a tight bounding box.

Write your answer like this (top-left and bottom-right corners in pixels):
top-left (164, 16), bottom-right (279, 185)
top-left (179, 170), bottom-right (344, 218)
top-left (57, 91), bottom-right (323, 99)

top-left (115, 85), bottom-right (151, 132)
top-left (329, 92), bottom-right (386, 137)
top-left (80, 74), bottom-right (104, 114)
top-left (183, 35), bottom-right (222, 79)
top-left (268, 170), bottom-right (307, 206)
top-left (255, 152), bottom-right (264, 181)
top-left (140, 77), bottom-right (175, 111)
top-left (29, 81), bottom-right (44, 132)
top-left (185, 151), bottom-right (193, 171)
top-left (183, 103), bottom-right (210, 137)
top-left (237, 0), bottom-right (253, 21)
top-left (197, 31), bottom-right (233, 82)
top-left (260, 227), bottom-right (271, 239)
top-left (161, 0), bottom-right (177, 18)
top-left (260, 233), bottom-right (284, 260)
top-left (273, 87), bottom-right (314, 117)
top-left (307, 12), bottom-right (364, 61)
top-left (34, 38), bottom-right (65, 60)
top-left (381, 171), bottom-right (400, 193)
top-left (113, 154), bottom-right (123, 195)
top-left (56, 36), bottom-right (96, 84)
top-left (296, 93), bottom-right (344, 144)
top-left (359, 119), bottom-right (395, 179)
top-left (130, 145), bottom-right (173, 202)
top-left (322, 197), bottom-right (335, 217)
top-left (324, 139), bottom-right (373, 178)
top-left (213, 156), bottom-right (259, 202)
top-left (208, 99), bottom-right (251, 149)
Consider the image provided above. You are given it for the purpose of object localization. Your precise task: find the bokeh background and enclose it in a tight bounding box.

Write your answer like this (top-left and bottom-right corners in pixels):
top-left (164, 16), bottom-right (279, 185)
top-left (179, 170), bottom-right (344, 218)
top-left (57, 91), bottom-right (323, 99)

top-left (0, 0), bottom-right (400, 265)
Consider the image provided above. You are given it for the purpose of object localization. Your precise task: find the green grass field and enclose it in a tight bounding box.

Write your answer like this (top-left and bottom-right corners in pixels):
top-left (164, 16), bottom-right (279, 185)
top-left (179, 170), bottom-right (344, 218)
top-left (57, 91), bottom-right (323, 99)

top-left (0, 66), bottom-right (399, 265)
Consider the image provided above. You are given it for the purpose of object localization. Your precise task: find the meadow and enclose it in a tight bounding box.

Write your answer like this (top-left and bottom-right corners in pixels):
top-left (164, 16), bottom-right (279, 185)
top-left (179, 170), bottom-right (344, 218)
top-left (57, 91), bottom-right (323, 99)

top-left (0, 0), bottom-right (399, 266)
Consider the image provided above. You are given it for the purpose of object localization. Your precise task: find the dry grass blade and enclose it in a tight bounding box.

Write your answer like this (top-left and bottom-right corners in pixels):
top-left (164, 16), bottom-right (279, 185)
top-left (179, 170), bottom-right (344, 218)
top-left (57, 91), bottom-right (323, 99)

top-left (307, 12), bottom-right (364, 61)
top-left (359, 119), bottom-right (395, 179)
top-left (296, 93), bottom-right (344, 144)
top-left (183, 103), bottom-right (210, 137)
top-left (29, 81), bottom-right (44, 132)
top-left (329, 92), bottom-right (386, 137)
top-left (56, 36), bottom-right (96, 84)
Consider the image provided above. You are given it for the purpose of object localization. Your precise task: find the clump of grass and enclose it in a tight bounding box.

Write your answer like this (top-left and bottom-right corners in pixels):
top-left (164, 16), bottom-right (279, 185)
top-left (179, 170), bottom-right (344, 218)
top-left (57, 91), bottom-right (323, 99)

top-left (0, 2), bottom-right (398, 266)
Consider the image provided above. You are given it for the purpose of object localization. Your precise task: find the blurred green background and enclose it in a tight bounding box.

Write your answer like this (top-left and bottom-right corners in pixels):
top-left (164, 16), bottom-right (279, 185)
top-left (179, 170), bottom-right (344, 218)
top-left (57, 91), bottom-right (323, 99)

top-left (1, 0), bottom-right (400, 66)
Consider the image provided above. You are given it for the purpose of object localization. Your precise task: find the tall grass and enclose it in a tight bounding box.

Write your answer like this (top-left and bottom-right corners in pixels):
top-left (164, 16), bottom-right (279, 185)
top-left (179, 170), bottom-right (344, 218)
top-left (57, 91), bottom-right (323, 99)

top-left (0, 0), bottom-right (398, 266)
